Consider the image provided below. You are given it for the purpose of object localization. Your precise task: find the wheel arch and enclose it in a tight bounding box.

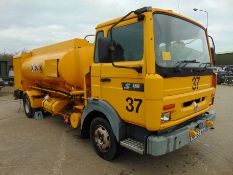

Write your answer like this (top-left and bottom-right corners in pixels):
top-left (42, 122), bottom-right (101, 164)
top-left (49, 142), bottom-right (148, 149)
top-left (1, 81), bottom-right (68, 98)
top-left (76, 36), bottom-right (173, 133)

top-left (24, 89), bottom-right (44, 109)
top-left (81, 99), bottom-right (125, 141)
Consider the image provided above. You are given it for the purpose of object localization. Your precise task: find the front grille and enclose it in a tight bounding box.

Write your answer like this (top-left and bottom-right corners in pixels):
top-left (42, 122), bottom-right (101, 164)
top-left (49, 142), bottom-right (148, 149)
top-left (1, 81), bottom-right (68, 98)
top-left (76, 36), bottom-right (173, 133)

top-left (183, 97), bottom-right (205, 107)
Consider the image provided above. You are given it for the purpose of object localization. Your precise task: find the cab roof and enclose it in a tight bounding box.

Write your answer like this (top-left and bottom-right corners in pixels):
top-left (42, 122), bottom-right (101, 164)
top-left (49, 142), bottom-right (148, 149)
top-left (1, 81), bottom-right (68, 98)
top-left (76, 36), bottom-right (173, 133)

top-left (96, 7), bottom-right (204, 30)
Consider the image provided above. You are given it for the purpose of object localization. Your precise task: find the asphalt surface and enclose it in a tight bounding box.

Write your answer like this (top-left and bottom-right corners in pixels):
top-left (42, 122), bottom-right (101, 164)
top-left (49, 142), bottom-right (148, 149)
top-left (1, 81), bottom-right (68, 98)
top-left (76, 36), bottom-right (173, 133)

top-left (0, 85), bottom-right (233, 175)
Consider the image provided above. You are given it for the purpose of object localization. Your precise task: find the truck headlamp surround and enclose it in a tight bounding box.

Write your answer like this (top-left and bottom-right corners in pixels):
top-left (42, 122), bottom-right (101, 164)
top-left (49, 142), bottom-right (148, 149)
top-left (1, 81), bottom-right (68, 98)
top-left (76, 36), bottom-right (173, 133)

top-left (161, 112), bottom-right (171, 122)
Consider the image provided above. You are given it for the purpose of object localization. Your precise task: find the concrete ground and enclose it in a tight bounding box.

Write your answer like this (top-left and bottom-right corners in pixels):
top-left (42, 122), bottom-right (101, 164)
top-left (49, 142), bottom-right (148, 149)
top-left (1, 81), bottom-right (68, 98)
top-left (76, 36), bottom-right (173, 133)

top-left (0, 85), bottom-right (233, 175)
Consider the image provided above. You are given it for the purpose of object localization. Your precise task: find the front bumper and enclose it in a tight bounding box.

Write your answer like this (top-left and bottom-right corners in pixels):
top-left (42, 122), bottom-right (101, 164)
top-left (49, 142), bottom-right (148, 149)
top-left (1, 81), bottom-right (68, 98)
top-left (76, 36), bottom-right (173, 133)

top-left (147, 110), bottom-right (216, 156)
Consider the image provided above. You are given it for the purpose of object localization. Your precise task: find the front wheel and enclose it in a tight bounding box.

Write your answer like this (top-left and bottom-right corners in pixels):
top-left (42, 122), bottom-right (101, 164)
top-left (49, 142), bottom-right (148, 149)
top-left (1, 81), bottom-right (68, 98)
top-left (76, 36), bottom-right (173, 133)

top-left (90, 117), bottom-right (120, 160)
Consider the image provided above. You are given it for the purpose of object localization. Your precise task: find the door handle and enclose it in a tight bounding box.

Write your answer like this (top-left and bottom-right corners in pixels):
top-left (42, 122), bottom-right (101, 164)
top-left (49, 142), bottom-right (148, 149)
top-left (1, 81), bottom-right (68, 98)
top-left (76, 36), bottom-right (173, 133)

top-left (101, 78), bottom-right (111, 82)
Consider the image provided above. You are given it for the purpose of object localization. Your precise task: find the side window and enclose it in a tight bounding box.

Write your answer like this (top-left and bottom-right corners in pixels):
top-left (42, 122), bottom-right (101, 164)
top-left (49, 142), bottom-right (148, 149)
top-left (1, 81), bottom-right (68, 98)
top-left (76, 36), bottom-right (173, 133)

top-left (109, 22), bottom-right (144, 62)
top-left (94, 31), bottom-right (104, 63)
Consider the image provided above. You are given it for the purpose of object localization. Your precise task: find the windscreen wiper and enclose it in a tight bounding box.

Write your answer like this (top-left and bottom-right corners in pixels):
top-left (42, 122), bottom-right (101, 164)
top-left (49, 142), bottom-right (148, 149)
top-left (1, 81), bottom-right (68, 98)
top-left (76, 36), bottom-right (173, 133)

top-left (198, 62), bottom-right (215, 72)
top-left (175, 60), bottom-right (200, 72)
top-left (199, 62), bottom-right (210, 69)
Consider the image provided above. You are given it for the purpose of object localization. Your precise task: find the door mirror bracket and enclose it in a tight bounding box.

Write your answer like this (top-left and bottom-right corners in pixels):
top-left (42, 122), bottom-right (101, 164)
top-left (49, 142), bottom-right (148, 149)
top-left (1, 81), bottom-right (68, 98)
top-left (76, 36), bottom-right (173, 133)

top-left (208, 35), bottom-right (216, 65)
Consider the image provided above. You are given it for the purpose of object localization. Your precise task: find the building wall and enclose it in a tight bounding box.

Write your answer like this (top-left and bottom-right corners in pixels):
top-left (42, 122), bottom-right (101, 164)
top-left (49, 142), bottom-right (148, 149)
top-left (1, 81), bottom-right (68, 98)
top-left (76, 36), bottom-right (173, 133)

top-left (216, 52), bottom-right (233, 65)
top-left (0, 55), bottom-right (13, 79)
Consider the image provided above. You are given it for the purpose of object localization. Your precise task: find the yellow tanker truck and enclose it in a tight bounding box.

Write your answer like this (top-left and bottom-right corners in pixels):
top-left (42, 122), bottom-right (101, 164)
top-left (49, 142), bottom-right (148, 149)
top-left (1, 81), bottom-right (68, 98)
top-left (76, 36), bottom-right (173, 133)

top-left (13, 7), bottom-right (216, 160)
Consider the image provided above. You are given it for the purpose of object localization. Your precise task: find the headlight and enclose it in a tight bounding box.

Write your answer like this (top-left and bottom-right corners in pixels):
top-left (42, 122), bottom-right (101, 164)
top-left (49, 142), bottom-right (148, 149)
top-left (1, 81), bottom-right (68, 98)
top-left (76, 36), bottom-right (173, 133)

top-left (161, 112), bottom-right (171, 122)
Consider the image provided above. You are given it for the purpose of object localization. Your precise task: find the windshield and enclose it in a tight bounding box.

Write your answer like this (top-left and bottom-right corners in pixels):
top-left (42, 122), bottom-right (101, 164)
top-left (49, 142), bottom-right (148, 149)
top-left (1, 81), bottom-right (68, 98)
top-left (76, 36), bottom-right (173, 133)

top-left (154, 13), bottom-right (211, 68)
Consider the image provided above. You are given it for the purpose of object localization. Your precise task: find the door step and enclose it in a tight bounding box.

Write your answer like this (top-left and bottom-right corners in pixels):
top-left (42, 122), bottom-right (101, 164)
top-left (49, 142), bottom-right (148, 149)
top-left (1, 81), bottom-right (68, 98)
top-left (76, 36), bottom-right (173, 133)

top-left (120, 138), bottom-right (144, 155)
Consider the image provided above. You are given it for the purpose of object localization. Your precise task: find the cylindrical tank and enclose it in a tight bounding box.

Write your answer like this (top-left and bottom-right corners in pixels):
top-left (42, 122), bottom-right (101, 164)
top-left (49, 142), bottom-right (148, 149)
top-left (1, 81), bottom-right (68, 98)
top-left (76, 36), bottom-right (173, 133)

top-left (20, 38), bottom-right (94, 92)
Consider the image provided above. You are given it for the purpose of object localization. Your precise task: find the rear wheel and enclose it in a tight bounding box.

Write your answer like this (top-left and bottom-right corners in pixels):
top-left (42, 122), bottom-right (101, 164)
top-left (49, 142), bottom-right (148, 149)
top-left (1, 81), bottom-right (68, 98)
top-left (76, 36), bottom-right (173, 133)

top-left (23, 95), bottom-right (37, 118)
top-left (90, 117), bottom-right (119, 160)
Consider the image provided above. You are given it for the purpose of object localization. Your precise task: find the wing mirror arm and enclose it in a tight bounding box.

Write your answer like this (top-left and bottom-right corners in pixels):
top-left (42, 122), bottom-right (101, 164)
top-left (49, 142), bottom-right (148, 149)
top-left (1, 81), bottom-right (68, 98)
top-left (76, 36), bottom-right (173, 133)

top-left (208, 35), bottom-right (216, 65)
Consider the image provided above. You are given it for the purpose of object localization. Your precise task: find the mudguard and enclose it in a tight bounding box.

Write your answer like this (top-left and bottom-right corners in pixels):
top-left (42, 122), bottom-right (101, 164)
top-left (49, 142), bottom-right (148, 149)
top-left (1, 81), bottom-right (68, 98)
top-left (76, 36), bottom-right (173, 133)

top-left (81, 98), bottom-right (125, 141)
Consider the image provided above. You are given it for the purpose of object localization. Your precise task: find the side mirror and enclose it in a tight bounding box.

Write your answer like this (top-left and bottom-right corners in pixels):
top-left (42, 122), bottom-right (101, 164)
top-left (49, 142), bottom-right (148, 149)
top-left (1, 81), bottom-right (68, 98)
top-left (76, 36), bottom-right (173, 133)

top-left (210, 47), bottom-right (216, 65)
top-left (98, 38), bottom-right (112, 63)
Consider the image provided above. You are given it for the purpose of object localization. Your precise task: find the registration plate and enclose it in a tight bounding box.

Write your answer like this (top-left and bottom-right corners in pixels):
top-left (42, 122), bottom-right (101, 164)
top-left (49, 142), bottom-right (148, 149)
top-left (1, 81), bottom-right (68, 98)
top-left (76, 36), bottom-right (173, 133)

top-left (190, 127), bottom-right (208, 142)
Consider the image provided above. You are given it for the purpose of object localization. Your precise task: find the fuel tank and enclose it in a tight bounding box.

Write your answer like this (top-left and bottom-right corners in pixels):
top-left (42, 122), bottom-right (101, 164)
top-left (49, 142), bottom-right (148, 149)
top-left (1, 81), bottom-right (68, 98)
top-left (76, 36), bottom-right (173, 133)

top-left (19, 38), bottom-right (94, 91)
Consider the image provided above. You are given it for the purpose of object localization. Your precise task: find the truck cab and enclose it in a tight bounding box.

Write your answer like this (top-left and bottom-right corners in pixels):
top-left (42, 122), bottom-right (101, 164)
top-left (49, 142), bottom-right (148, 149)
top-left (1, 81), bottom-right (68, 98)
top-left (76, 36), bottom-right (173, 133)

top-left (87, 7), bottom-right (216, 159)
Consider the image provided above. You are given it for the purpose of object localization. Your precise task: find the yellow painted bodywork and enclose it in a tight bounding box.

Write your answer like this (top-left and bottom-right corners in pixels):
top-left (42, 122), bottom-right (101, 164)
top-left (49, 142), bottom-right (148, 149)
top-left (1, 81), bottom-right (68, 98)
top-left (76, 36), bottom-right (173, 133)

top-left (70, 113), bottom-right (81, 128)
top-left (14, 38), bottom-right (94, 93)
top-left (92, 8), bottom-right (216, 131)
top-left (25, 89), bottom-right (44, 108)
top-left (42, 98), bottom-right (68, 115)
top-left (44, 59), bottom-right (58, 78)
top-left (13, 7), bottom-right (216, 132)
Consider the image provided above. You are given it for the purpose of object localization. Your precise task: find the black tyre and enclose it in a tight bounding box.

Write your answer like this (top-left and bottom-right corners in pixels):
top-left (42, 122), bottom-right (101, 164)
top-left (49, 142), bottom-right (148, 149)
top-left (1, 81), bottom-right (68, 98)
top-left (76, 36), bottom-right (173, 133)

top-left (23, 95), bottom-right (37, 118)
top-left (90, 117), bottom-right (119, 160)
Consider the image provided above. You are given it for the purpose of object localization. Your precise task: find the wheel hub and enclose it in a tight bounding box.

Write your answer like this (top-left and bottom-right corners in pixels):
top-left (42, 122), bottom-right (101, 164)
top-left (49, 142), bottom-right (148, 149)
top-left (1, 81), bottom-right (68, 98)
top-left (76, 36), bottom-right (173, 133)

top-left (94, 125), bottom-right (110, 152)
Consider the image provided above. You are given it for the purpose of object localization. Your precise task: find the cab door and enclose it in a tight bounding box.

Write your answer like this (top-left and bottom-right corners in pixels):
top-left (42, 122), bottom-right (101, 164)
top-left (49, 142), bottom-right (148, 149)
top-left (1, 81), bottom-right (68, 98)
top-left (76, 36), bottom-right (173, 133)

top-left (99, 21), bottom-right (146, 126)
